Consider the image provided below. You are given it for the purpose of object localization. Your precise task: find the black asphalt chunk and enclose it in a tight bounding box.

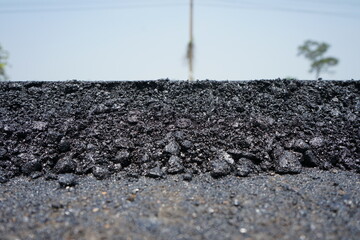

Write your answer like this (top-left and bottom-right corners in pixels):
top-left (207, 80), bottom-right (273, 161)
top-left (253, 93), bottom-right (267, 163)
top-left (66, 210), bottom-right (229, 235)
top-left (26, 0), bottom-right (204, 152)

top-left (92, 166), bottom-right (110, 180)
top-left (58, 139), bottom-right (71, 153)
top-left (54, 156), bottom-right (76, 174)
top-left (164, 141), bottom-right (181, 155)
top-left (112, 150), bottom-right (130, 166)
top-left (0, 169), bottom-right (8, 183)
top-left (167, 155), bottom-right (184, 174)
top-left (235, 158), bottom-right (256, 177)
top-left (210, 160), bottom-right (232, 178)
top-left (303, 150), bottom-right (320, 167)
top-left (21, 159), bottom-right (42, 175)
top-left (146, 166), bottom-right (164, 179)
top-left (274, 149), bottom-right (303, 174)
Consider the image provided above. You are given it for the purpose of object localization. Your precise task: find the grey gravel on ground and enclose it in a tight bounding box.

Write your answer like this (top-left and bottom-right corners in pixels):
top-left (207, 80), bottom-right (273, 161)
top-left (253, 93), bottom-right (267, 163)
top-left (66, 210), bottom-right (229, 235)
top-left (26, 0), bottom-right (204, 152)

top-left (0, 169), bottom-right (359, 240)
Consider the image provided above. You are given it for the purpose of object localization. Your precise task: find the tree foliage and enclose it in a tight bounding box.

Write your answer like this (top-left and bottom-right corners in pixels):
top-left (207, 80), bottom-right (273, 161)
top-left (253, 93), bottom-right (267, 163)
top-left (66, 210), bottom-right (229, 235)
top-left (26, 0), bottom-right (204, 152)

top-left (0, 44), bottom-right (9, 81)
top-left (298, 40), bottom-right (339, 79)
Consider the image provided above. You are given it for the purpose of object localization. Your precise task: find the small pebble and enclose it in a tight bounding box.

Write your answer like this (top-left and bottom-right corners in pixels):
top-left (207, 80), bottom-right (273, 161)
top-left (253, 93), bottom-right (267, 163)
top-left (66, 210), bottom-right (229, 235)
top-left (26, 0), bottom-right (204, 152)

top-left (239, 228), bottom-right (247, 233)
top-left (183, 173), bottom-right (193, 181)
top-left (58, 174), bottom-right (77, 188)
top-left (233, 199), bottom-right (240, 207)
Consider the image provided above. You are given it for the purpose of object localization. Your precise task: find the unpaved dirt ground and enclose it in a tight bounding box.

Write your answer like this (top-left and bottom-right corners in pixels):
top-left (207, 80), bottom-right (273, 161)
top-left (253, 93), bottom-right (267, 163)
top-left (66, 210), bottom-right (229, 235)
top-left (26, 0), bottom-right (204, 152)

top-left (1, 170), bottom-right (359, 240)
top-left (0, 80), bottom-right (359, 239)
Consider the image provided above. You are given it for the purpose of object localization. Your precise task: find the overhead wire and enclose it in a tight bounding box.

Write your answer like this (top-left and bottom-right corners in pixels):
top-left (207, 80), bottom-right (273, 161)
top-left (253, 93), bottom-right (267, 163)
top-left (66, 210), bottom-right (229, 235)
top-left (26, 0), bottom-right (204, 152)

top-left (0, 0), bottom-right (185, 7)
top-left (284, 0), bottom-right (360, 7)
top-left (208, 0), bottom-right (360, 6)
top-left (0, 1), bottom-right (187, 14)
top-left (204, 0), bottom-right (360, 12)
top-left (0, 0), bottom-right (358, 18)
top-left (199, 0), bottom-right (360, 19)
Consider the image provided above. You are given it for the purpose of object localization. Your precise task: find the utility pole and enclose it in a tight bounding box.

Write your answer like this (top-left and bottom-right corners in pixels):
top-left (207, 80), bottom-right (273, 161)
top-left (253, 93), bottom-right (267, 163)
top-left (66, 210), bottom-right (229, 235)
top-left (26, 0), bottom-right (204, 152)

top-left (187, 0), bottom-right (194, 81)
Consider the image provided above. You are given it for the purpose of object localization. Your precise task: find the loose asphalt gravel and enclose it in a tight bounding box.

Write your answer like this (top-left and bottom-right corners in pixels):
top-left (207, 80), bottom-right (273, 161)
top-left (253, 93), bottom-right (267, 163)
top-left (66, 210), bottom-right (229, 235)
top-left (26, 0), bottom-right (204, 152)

top-left (0, 79), bottom-right (359, 239)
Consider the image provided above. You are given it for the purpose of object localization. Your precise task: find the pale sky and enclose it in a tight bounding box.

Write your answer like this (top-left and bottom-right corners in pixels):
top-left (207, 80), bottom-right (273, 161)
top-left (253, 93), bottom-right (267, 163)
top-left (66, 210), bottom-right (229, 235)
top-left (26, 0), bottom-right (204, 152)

top-left (0, 0), bottom-right (359, 81)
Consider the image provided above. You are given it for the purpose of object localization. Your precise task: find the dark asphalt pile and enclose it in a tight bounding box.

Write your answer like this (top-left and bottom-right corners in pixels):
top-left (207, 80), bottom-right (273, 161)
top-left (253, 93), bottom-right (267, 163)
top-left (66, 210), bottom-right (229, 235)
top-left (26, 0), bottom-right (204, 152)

top-left (0, 80), bottom-right (359, 183)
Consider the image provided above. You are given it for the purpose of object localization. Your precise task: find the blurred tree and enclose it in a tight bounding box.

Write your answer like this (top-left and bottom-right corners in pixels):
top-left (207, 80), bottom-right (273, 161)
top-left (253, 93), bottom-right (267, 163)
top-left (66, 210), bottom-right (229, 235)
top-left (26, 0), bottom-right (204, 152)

top-left (298, 40), bottom-right (339, 80)
top-left (284, 76), bottom-right (298, 80)
top-left (0, 44), bottom-right (9, 81)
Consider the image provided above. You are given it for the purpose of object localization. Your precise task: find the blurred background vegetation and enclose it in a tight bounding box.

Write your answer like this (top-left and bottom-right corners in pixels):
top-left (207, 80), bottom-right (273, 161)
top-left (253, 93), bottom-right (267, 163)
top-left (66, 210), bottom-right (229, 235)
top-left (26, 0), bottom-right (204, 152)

top-left (0, 44), bottom-right (9, 81)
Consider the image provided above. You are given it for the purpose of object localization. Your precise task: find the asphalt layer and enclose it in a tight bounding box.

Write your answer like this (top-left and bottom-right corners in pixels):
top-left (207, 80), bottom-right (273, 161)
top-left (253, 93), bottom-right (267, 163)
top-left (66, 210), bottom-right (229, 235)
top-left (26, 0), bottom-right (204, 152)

top-left (0, 80), bottom-right (359, 181)
top-left (1, 170), bottom-right (359, 240)
top-left (0, 80), bottom-right (360, 239)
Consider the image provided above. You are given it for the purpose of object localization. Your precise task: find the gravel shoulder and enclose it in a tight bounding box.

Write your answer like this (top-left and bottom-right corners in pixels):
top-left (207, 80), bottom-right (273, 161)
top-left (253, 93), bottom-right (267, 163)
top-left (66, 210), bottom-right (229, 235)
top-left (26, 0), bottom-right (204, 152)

top-left (1, 169), bottom-right (359, 240)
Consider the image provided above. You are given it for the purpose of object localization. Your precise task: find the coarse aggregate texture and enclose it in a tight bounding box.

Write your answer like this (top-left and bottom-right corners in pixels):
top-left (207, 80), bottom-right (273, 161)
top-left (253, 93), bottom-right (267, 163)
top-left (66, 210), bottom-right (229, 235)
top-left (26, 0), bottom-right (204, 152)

top-left (1, 80), bottom-right (360, 239)
top-left (0, 170), bottom-right (359, 240)
top-left (0, 80), bottom-right (359, 181)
